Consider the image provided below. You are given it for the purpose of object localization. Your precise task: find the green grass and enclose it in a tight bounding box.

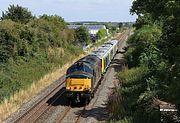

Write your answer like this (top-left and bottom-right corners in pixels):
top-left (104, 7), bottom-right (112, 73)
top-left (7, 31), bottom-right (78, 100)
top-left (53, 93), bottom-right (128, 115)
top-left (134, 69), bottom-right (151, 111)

top-left (0, 45), bottom-right (82, 103)
top-left (0, 59), bottom-right (49, 102)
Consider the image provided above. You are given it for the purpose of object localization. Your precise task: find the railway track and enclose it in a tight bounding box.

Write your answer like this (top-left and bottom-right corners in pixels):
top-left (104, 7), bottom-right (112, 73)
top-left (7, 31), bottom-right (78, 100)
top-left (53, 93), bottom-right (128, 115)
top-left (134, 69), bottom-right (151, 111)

top-left (54, 30), bottom-right (129, 123)
top-left (55, 63), bottom-right (112, 123)
top-left (10, 30), bottom-right (130, 123)
top-left (14, 76), bottom-right (66, 123)
top-left (54, 31), bottom-right (130, 123)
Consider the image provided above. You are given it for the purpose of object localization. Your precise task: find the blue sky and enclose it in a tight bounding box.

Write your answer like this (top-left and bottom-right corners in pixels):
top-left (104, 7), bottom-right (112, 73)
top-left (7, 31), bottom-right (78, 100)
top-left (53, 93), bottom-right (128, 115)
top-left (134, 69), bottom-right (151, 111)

top-left (0, 0), bottom-right (137, 22)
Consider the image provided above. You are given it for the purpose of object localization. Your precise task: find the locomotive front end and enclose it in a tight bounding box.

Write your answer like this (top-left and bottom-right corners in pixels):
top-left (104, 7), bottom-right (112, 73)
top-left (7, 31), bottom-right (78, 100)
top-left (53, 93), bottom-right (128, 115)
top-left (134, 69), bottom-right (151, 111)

top-left (66, 78), bottom-right (91, 92)
top-left (65, 62), bottom-right (93, 103)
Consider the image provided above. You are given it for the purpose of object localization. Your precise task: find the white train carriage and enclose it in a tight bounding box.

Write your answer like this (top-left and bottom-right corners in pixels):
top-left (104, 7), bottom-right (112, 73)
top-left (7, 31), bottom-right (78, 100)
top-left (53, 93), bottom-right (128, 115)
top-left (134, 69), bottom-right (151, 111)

top-left (91, 40), bottom-right (118, 74)
top-left (104, 40), bottom-right (118, 58)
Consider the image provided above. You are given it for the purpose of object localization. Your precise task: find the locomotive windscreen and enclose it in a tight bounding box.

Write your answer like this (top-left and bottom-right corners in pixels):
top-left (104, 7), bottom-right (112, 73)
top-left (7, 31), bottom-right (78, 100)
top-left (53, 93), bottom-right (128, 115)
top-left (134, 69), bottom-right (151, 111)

top-left (67, 62), bottom-right (93, 75)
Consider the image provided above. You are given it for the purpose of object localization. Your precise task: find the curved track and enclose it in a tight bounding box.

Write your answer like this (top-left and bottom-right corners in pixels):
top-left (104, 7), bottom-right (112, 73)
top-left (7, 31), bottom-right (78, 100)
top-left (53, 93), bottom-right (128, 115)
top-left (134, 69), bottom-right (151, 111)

top-left (55, 57), bottom-right (114, 123)
top-left (9, 30), bottom-right (130, 123)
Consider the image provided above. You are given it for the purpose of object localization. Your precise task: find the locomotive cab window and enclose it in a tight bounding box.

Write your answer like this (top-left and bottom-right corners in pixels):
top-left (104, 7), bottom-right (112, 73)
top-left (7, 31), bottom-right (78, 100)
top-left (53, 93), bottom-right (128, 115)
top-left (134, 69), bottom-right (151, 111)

top-left (67, 63), bottom-right (93, 75)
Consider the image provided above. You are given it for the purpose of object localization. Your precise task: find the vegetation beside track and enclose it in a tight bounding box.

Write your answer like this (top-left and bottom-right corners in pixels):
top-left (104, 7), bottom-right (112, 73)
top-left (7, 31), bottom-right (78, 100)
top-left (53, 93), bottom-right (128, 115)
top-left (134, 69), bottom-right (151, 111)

top-left (0, 5), bottom-right (83, 121)
top-left (109, 0), bottom-right (180, 123)
top-left (0, 6), bottom-right (83, 104)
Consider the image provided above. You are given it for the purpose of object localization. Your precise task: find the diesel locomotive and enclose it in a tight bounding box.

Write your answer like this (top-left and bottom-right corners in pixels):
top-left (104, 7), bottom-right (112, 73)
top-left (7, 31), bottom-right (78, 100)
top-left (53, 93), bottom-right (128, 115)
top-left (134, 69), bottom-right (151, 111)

top-left (66, 40), bottom-right (118, 103)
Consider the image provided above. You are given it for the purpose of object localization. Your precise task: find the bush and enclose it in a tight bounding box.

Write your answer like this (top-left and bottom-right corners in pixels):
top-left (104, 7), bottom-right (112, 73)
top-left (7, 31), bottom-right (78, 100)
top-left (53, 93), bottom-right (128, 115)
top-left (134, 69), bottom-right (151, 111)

top-left (75, 26), bottom-right (90, 45)
top-left (110, 66), bottom-right (160, 123)
top-left (124, 24), bottom-right (162, 68)
top-left (97, 28), bottom-right (107, 39)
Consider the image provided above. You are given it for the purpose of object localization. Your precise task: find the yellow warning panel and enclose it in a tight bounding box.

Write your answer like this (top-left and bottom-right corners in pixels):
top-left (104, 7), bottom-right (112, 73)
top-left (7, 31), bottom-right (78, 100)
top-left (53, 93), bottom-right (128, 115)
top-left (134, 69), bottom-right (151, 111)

top-left (102, 57), bottom-right (105, 73)
top-left (66, 78), bottom-right (91, 92)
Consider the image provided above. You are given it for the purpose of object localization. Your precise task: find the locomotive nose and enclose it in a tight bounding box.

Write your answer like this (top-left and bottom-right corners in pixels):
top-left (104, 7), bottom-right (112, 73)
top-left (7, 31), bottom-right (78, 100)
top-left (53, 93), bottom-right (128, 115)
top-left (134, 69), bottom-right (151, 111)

top-left (66, 78), bottom-right (91, 91)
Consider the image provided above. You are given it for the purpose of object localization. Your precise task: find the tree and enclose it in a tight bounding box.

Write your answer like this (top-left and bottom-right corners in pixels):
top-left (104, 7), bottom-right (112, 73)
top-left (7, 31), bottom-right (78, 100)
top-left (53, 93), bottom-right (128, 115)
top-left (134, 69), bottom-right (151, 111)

top-left (39, 14), bottom-right (66, 30)
top-left (75, 26), bottom-right (90, 45)
top-left (118, 22), bottom-right (123, 28)
top-left (97, 29), bottom-right (107, 39)
top-left (131, 0), bottom-right (180, 108)
top-left (1, 4), bottom-right (34, 24)
top-left (110, 1), bottom-right (180, 122)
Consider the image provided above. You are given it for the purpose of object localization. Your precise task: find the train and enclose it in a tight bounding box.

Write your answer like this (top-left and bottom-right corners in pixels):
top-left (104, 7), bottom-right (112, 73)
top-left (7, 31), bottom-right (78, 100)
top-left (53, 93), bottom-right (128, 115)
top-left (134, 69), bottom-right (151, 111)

top-left (65, 40), bottom-right (118, 104)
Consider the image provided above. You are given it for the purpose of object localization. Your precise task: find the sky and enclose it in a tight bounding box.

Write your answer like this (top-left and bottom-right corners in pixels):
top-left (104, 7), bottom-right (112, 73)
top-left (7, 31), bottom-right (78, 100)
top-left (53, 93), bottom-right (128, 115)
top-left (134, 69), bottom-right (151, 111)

top-left (0, 0), bottom-right (137, 22)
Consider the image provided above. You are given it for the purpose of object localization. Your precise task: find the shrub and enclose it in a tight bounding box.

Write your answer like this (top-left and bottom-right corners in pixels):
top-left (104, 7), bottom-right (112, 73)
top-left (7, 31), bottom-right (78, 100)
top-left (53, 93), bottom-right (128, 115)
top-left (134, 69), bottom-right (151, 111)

top-left (97, 28), bottom-right (107, 39)
top-left (75, 26), bottom-right (90, 45)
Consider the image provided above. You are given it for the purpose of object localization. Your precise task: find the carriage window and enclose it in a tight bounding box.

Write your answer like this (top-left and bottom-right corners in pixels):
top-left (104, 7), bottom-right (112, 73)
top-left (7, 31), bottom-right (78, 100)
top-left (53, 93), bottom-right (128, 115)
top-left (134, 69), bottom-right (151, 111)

top-left (105, 56), bottom-right (109, 68)
top-left (111, 50), bottom-right (113, 58)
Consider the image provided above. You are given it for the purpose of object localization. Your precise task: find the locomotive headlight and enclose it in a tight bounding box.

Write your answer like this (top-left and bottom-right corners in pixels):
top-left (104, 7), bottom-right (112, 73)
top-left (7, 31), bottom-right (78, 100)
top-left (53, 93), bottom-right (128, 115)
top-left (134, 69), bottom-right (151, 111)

top-left (84, 85), bottom-right (89, 90)
top-left (66, 87), bottom-right (70, 90)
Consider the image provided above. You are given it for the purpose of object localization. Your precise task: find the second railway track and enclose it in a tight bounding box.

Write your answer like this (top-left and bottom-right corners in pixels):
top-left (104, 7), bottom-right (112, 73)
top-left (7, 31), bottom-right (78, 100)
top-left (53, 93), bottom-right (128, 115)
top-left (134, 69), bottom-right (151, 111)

top-left (14, 76), bottom-right (66, 123)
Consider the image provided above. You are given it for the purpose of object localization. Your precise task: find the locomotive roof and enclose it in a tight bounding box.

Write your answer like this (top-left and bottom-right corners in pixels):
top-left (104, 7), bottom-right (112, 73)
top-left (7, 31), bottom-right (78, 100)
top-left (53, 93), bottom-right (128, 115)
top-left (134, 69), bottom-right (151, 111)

top-left (79, 55), bottom-right (100, 63)
top-left (73, 60), bottom-right (92, 70)
top-left (78, 55), bottom-right (101, 68)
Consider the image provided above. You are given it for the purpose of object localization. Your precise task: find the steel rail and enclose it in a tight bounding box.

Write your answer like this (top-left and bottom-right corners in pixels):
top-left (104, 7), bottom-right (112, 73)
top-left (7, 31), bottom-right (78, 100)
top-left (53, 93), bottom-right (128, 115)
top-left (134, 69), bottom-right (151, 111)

top-left (14, 76), bottom-right (65, 123)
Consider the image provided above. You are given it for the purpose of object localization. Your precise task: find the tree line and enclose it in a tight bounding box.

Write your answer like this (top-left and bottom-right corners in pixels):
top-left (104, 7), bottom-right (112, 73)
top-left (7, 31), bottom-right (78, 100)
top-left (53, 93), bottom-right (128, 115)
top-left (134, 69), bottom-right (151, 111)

top-left (0, 5), bottom-right (84, 103)
top-left (110, 0), bottom-right (180, 123)
top-left (0, 5), bottom-right (102, 63)
top-left (0, 4), bottom-right (110, 103)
